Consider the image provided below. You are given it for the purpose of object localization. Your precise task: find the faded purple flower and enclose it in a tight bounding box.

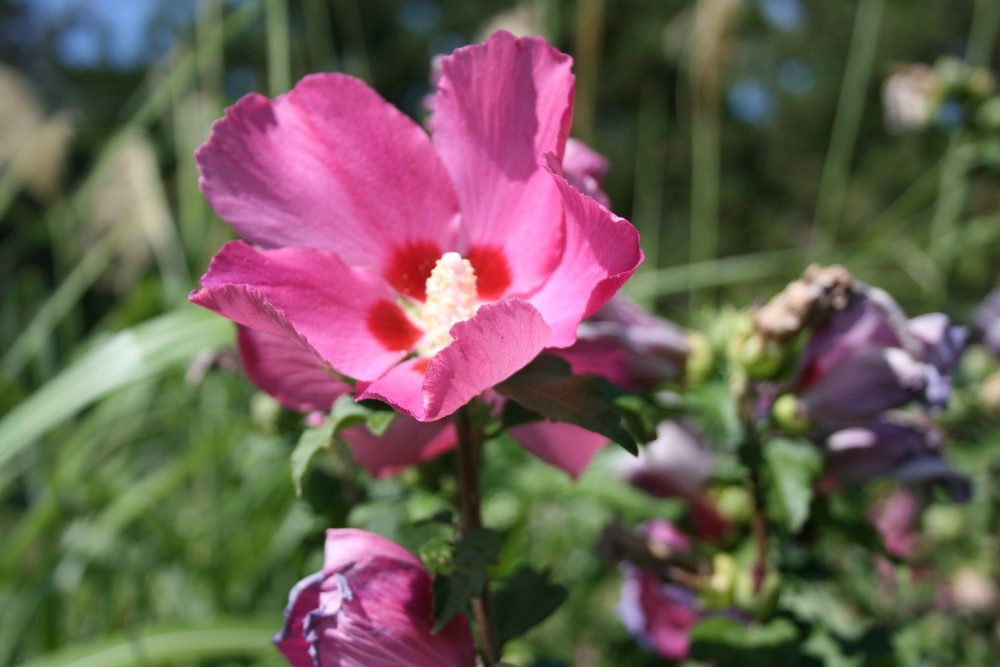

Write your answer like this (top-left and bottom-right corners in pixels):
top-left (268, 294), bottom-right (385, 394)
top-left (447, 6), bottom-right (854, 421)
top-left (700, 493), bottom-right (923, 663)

top-left (561, 294), bottom-right (690, 390)
top-left (791, 284), bottom-right (963, 430)
top-left (823, 415), bottom-right (970, 500)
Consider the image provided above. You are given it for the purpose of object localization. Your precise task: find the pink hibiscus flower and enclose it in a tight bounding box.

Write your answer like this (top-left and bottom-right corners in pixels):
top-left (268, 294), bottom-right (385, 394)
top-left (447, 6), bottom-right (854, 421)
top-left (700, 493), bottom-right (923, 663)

top-left (190, 30), bottom-right (642, 422)
top-left (275, 529), bottom-right (476, 666)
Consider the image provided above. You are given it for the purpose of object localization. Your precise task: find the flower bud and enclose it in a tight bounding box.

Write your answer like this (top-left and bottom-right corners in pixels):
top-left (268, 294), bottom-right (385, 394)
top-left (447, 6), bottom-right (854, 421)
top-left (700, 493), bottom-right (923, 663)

top-left (772, 393), bottom-right (809, 434)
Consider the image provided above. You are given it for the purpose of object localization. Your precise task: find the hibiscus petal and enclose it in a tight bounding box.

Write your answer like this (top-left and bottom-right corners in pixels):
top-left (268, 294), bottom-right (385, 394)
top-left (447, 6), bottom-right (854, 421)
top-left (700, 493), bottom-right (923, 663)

top-left (197, 73), bottom-right (459, 269)
top-left (307, 529), bottom-right (476, 667)
top-left (191, 241), bottom-right (420, 382)
top-left (527, 160), bottom-right (643, 347)
top-left (274, 571), bottom-right (323, 667)
top-left (237, 326), bottom-right (350, 412)
top-left (422, 299), bottom-right (552, 420)
top-left (342, 418), bottom-right (457, 478)
top-left (508, 421), bottom-right (607, 477)
top-left (358, 299), bottom-right (551, 421)
top-left (431, 30), bottom-right (574, 298)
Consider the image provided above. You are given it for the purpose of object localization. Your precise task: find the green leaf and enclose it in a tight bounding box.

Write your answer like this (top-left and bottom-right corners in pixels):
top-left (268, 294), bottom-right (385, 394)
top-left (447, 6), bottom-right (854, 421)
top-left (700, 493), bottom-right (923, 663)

top-left (291, 396), bottom-right (395, 496)
top-left (764, 437), bottom-right (824, 533)
top-left (419, 537), bottom-right (456, 576)
top-left (495, 354), bottom-right (637, 455)
top-left (689, 616), bottom-right (801, 665)
top-left (291, 422), bottom-right (334, 497)
top-left (328, 394), bottom-right (374, 432)
top-left (494, 567), bottom-right (568, 642)
top-left (432, 528), bottom-right (500, 632)
top-left (366, 408), bottom-right (398, 436)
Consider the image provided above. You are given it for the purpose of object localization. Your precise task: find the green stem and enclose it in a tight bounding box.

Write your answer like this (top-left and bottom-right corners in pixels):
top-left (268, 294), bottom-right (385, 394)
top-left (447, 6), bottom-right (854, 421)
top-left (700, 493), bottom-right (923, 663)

top-left (454, 406), bottom-right (499, 666)
top-left (266, 0), bottom-right (291, 96)
top-left (966, 0), bottom-right (1000, 67)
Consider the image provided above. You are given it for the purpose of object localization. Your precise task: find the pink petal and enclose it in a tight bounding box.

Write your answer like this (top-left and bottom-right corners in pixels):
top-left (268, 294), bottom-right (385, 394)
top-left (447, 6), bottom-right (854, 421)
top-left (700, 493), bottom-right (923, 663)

top-left (431, 31), bottom-right (574, 299)
top-left (551, 337), bottom-right (632, 387)
top-left (526, 159), bottom-right (643, 346)
top-left (342, 418), bottom-right (457, 478)
top-left (197, 73), bottom-right (459, 270)
top-left (274, 571), bottom-right (323, 667)
top-left (237, 326), bottom-right (351, 412)
top-left (359, 299), bottom-right (552, 421)
top-left (355, 358), bottom-right (429, 420)
top-left (191, 241), bottom-right (421, 382)
top-left (309, 529), bottom-right (477, 667)
top-left (508, 421), bottom-right (607, 477)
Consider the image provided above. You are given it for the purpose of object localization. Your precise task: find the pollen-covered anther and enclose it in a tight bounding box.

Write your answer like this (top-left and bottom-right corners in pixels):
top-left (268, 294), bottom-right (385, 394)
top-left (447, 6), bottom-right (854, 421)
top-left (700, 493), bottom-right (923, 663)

top-left (419, 252), bottom-right (479, 353)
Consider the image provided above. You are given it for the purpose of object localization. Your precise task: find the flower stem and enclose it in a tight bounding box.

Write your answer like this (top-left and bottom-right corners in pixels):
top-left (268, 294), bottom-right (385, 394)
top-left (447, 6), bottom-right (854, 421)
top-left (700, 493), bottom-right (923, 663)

top-left (454, 405), bottom-right (499, 666)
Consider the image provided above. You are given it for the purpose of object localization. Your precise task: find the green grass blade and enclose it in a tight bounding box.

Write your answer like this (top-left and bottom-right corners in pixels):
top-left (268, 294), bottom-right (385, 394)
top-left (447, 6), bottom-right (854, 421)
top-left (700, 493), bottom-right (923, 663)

top-left (0, 309), bottom-right (232, 484)
top-left (811, 0), bottom-right (885, 244)
top-left (18, 622), bottom-right (278, 667)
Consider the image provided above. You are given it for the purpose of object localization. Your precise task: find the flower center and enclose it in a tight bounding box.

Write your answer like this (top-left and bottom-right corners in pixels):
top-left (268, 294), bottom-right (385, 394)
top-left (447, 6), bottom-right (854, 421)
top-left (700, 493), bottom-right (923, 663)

top-left (418, 252), bottom-right (479, 354)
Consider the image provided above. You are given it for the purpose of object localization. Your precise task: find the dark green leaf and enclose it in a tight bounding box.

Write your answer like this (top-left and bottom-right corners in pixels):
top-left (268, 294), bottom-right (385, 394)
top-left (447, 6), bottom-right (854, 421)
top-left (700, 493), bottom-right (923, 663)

top-left (432, 528), bottom-right (500, 632)
top-left (495, 354), bottom-right (637, 454)
top-left (765, 437), bottom-right (824, 533)
top-left (494, 567), bottom-right (568, 642)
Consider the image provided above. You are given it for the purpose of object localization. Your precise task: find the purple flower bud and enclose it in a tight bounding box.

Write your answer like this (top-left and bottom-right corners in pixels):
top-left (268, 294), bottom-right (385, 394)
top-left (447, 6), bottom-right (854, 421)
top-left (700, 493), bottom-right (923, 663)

top-left (562, 138), bottom-right (611, 207)
top-left (274, 529), bottom-right (476, 667)
top-left (870, 488), bottom-right (919, 558)
top-left (621, 420), bottom-right (713, 498)
top-left (568, 294), bottom-right (690, 389)
top-left (616, 520), bottom-right (701, 661)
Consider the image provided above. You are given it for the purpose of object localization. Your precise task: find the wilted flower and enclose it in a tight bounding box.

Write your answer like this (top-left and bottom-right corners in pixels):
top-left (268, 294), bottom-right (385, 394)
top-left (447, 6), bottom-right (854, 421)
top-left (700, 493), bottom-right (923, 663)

top-left (190, 30), bottom-right (641, 423)
top-left (274, 529), bottom-right (476, 667)
top-left (788, 283), bottom-right (963, 430)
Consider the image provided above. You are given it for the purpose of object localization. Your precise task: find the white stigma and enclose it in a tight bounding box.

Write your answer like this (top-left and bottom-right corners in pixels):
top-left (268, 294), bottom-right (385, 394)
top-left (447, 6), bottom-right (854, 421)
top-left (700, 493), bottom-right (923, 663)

top-left (419, 252), bottom-right (478, 354)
